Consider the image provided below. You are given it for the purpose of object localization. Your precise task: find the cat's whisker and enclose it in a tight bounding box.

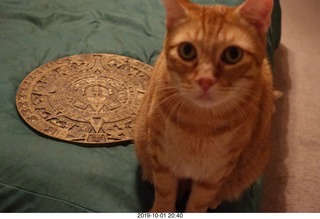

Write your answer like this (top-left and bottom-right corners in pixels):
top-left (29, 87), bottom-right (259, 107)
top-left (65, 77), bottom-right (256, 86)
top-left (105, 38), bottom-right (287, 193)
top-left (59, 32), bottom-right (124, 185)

top-left (153, 92), bottom-right (181, 110)
top-left (213, 88), bottom-right (260, 120)
top-left (168, 98), bottom-right (183, 126)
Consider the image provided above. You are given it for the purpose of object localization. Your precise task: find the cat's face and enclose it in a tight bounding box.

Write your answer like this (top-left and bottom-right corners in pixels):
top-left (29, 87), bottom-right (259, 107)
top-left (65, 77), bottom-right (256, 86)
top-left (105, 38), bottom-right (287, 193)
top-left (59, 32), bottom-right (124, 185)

top-left (163, 0), bottom-right (272, 109)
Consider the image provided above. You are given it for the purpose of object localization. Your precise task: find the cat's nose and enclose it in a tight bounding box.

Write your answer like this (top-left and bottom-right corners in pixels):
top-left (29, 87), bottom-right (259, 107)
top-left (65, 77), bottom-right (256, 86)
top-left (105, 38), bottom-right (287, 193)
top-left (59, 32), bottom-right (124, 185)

top-left (197, 78), bottom-right (216, 92)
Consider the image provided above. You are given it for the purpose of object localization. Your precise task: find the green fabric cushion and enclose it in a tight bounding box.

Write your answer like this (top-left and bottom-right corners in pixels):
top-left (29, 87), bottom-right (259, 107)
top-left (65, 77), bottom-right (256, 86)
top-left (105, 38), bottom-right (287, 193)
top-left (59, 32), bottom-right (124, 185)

top-left (0, 0), bottom-right (281, 212)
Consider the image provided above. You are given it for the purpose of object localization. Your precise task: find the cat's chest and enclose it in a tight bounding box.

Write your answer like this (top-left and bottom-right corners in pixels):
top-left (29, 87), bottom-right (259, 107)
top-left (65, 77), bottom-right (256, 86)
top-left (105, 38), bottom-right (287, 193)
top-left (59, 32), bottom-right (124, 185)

top-left (159, 121), bottom-right (250, 181)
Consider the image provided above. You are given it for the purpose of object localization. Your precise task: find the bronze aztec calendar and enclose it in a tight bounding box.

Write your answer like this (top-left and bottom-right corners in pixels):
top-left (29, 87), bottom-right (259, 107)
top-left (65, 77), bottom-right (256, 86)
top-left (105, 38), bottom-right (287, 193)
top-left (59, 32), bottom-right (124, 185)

top-left (16, 54), bottom-right (152, 145)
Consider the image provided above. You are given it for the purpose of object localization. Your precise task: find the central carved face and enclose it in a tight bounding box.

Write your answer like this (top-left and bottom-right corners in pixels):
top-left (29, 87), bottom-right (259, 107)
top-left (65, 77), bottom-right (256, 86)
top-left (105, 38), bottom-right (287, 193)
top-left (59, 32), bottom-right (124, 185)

top-left (84, 85), bottom-right (116, 105)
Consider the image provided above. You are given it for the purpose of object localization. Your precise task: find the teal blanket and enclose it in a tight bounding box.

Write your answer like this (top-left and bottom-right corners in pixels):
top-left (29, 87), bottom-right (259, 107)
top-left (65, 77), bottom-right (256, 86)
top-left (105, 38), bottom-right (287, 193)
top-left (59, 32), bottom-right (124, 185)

top-left (0, 0), bottom-right (281, 212)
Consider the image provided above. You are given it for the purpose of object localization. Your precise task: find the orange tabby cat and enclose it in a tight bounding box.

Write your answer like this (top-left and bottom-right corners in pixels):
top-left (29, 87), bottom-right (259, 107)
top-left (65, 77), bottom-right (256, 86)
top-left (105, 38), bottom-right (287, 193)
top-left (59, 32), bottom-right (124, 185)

top-left (134, 0), bottom-right (274, 212)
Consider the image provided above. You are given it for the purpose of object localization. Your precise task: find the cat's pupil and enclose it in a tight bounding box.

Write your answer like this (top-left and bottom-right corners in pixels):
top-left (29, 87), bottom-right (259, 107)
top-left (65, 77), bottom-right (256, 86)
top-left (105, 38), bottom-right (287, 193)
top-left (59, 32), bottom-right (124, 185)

top-left (178, 42), bottom-right (197, 61)
top-left (221, 46), bottom-right (243, 64)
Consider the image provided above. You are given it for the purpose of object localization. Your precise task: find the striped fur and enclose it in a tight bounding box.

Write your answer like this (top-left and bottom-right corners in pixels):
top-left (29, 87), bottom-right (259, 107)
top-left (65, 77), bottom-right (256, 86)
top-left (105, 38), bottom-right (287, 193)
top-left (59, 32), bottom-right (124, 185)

top-left (134, 0), bottom-right (274, 212)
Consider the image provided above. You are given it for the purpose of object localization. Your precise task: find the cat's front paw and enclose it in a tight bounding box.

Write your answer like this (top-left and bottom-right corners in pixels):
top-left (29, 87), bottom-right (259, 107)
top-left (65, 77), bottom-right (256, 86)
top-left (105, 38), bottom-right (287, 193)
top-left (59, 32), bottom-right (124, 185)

top-left (149, 206), bottom-right (175, 213)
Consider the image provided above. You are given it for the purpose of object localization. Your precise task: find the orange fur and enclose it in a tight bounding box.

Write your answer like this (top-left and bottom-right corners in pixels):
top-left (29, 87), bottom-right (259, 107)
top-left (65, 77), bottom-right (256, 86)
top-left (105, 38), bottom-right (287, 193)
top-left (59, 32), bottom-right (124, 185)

top-left (134, 0), bottom-right (274, 212)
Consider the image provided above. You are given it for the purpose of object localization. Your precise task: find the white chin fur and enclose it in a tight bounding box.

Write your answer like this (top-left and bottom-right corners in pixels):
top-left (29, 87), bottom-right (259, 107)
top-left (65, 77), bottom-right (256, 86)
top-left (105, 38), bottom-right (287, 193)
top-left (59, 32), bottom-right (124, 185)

top-left (192, 97), bottom-right (222, 108)
top-left (184, 92), bottom-right (221, 109)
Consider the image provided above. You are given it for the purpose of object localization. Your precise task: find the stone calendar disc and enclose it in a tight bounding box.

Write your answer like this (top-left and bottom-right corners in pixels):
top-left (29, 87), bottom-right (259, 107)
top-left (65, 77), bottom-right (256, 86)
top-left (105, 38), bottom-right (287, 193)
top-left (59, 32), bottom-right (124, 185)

top-left (16, 54), bottom-right (152, 145)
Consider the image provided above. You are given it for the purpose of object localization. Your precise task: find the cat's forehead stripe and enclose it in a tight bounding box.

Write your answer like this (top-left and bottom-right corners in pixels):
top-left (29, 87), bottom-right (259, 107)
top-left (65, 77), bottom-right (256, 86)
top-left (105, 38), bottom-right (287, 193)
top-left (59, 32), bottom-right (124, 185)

top-left (216, 26), bottom-right (254, 51)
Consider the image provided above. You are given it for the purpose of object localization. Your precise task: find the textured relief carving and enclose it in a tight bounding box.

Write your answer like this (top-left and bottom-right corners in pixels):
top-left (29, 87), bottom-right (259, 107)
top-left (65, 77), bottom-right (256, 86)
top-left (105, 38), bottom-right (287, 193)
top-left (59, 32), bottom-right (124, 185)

top-left (16, 54), bottom-right (152, 145)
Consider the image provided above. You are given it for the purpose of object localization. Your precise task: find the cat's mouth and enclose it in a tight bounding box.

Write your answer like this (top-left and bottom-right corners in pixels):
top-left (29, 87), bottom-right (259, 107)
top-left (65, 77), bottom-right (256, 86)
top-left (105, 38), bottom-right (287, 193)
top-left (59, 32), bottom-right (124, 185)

top-left (181, 87), bottom-right (219, 108)
top-left (196, 93), bottom-right (213, 101)
top-left (192, 92), bottom-right (217, 108)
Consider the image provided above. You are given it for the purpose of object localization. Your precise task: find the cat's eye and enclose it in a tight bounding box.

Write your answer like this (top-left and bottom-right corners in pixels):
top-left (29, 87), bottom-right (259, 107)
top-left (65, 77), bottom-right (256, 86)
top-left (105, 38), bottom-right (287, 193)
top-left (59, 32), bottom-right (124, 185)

top-left (178, 42), bottom-right (197, 61)
top-left (221, 46), bottom-right (243, 64)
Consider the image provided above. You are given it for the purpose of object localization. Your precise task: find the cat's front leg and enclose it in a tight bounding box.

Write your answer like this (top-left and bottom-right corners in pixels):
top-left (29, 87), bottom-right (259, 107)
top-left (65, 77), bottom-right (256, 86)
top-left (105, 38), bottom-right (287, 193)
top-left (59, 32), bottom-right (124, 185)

top-left (150, 163), bottom-right (179, 212)
top-left (185, 180), bottom-right (222, 212)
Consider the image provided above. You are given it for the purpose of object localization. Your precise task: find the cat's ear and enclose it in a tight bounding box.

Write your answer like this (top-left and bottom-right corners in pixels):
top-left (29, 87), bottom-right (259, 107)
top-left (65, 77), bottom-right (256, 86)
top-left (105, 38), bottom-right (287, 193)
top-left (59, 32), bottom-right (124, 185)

top-left (238, 0), bottom-right (274, 34)
top-left (162, 0), bottom-right (189, 31)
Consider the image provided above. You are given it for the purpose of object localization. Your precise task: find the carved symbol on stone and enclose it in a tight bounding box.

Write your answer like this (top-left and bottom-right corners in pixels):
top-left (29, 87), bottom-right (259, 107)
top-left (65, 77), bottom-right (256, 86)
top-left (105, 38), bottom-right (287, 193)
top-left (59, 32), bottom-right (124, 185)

top-left (16, 54), bottom-right (152, 145)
